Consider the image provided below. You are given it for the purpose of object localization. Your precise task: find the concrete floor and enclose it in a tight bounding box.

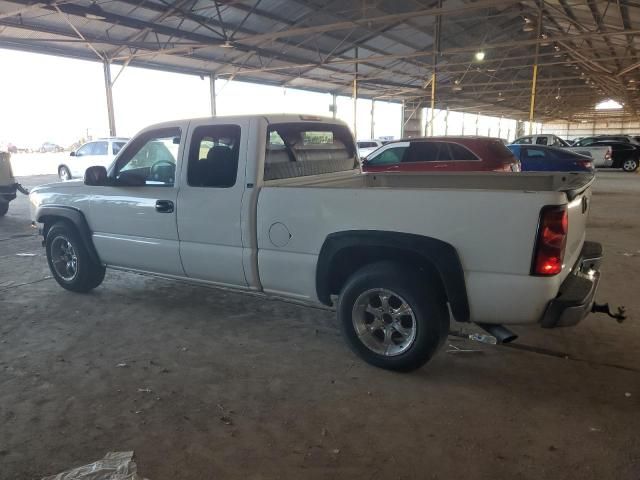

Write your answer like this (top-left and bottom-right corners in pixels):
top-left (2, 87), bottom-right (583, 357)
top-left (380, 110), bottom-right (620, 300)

top-left (1, 172), bottom-right (639, 480)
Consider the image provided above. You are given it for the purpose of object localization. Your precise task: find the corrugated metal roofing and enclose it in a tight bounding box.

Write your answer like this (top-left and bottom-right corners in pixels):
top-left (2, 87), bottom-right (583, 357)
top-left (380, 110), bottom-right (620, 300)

top-left (0, 0), bottom-right (639, 120)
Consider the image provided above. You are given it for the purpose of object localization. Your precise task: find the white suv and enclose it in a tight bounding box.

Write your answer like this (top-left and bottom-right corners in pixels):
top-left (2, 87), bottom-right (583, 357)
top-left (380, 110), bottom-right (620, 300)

top-left (58, 137), bottom-right (129, 180)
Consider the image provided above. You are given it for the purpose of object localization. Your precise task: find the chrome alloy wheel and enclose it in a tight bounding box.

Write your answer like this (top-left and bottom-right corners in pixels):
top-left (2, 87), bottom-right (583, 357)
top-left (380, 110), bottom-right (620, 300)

top-left (352, 289), bottom-right (417, 356)
top-left (622, 159), bottom-right (638, 172)
top-left (50, 235), bottom-right (78, 281)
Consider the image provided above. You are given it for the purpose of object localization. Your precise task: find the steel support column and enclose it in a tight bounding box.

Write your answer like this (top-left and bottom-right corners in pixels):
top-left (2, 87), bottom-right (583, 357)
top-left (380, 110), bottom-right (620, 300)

top-left (444, 107), bottom-right (449, 135)
top-left (370, 100), bottom-right (375, 139)
top-left (528, 2), bottom-right (543, 135)
top-left (210, 74), bottom-right (217, 116)
top-left (353, 47), bottom-right (358, 139)
top-left (331, 94), bottom-right (337, 119)
top-left (103, 61), bottom-right (116, 137)
top-left (430, 0), bottom-right (442, 137)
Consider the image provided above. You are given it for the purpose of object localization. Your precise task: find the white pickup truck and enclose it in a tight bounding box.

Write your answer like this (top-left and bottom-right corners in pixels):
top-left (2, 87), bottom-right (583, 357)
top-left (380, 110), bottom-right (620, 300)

top-left (29, 115), bottom-right (611, 371)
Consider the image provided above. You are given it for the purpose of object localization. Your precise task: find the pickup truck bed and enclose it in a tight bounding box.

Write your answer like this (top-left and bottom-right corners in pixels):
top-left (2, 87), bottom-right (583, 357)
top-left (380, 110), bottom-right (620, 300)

top-left (258, 170), bottom-right (593, 326)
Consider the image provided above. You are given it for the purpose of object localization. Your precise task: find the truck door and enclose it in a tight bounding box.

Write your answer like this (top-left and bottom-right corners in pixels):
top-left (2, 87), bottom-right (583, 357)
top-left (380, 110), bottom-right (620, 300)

top-left (176, 119), bottom-right (249, 287)
top-left (87, 125), bottom-right (185, 276)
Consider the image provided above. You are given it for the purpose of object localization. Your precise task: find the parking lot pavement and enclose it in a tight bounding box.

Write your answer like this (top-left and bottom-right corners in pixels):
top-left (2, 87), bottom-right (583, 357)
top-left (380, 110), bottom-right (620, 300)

top-left (1, 172), bottom-right (639, 480)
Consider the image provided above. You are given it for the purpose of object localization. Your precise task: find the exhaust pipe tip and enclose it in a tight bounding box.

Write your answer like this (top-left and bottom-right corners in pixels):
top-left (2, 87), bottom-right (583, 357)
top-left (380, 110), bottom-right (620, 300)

top-left (476, 323), bottom-right (518, 344)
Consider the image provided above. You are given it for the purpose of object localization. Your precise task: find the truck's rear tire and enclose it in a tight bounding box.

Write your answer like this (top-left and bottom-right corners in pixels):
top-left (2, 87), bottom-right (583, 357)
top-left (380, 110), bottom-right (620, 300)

top-left (337, 261), bottom-right (449, 372)
top-left (45, 221), bottom-right (105, 293)
top-left (0, 201), bottom-right (8, 217)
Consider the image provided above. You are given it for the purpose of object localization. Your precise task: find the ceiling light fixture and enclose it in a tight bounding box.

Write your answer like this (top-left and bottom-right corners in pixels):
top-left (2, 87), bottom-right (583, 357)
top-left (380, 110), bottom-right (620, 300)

top-left (522, 16), bottom-right (535, 32)
top-left (540, 33), bottom-right (550, 46)
top-left (220, 40), bottom-right (234, 48)
top-left (475, 51), bottom-right (485, 61)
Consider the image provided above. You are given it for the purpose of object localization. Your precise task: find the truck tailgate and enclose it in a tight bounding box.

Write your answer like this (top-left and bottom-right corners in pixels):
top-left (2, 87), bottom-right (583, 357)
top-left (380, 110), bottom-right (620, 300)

top-left (561, 178), bottom-right (594, 281)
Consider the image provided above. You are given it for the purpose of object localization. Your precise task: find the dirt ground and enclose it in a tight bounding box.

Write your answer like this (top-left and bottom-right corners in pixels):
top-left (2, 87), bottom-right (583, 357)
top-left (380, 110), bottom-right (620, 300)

top-left (1, 172), bottom-right (639, 480)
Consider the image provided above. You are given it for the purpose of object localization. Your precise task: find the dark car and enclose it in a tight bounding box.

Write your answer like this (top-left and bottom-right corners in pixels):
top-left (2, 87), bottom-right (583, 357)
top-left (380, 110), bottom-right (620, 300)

top-left (589, 141), bottom-right (639, 172)
top-left (507, 145), bottom-right (594, 173)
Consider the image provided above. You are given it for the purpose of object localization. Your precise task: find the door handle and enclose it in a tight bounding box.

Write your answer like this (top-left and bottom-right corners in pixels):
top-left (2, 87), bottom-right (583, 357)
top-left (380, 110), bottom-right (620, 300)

top-left (155, 200), bottom-right (174, 213)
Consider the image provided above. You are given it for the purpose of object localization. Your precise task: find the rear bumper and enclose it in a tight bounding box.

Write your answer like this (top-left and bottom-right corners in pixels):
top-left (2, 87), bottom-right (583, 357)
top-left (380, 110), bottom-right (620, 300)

top-left (540, 241), bottom-right (602, 328)
top-left (0, 184), bottom-right (17, 202)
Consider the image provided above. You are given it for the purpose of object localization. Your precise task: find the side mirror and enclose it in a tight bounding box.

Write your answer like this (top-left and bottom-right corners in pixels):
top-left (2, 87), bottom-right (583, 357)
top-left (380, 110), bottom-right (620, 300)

top-left (361, 158), bottom-right (369, 166)
top-left (116, 170), bottom-right (146, 187)
top-left (70, 151), bottom-right (76, 157)
top-left (84, 165), bottom-right (108, 186)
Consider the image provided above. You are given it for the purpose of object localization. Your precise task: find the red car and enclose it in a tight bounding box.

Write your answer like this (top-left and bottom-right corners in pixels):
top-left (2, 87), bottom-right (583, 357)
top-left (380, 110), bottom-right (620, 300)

top-left (361, 137), bottom-right (521, 173)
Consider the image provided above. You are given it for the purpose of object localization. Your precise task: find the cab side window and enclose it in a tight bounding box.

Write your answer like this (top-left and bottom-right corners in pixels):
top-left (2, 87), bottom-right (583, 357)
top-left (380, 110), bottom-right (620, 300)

top-left (114, 127), bottom-right (180, 186)
top-left (187, 125), bottom-right (241, 188)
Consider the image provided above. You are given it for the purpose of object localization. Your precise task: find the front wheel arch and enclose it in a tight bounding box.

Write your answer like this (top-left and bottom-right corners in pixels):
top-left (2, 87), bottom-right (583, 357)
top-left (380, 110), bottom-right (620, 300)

top-left (37, 207), bottom-right (101, 266)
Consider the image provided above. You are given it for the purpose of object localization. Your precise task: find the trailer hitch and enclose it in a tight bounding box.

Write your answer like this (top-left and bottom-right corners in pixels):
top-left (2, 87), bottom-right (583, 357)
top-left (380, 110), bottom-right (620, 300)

top-left (14, 183), bottom-right (29, 195)
top-left (592, 302), bottom-right (626, 323)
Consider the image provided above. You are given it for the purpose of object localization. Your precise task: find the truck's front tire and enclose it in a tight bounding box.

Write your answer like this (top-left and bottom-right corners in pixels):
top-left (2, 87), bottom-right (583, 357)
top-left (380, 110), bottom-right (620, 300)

top-left (337, 262), bottom-right (449, 372)
top-left (45, 222), bottom-right (105, 293)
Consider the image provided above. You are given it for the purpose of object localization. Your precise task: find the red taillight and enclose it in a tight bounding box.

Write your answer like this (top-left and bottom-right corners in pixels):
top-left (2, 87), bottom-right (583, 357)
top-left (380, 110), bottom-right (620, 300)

top-left (576, 160), bottom-right (593, 170)
top-left (532, 206), bottom-right (568, 276)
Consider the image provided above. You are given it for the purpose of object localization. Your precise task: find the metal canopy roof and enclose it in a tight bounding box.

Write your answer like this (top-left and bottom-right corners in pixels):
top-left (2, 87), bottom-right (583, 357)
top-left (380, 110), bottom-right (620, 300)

top-left (1, 0), bottom-right (639, 121)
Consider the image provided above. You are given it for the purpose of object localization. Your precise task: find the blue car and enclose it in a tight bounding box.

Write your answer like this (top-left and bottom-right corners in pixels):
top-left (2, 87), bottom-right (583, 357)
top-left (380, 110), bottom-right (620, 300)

top-left (507, 145), bottom-right (594, 172)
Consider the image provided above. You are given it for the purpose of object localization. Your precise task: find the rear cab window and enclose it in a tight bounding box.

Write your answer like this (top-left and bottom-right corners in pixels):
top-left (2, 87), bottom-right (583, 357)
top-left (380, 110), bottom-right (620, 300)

top-left (264, 122), bottom-right (357, 181)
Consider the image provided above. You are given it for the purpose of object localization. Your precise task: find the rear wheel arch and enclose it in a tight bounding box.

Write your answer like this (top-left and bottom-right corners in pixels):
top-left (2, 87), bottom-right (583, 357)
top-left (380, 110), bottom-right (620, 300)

top-left (316, 231), bottom-right (469, 323)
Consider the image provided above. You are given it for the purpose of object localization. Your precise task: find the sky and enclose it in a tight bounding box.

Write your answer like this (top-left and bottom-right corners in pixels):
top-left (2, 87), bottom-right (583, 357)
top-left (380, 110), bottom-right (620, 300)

top-left (0, 48), bottom-right (403, 147)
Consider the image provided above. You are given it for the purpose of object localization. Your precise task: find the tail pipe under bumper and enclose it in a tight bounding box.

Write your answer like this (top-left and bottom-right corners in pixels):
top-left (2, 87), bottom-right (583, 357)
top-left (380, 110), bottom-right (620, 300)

top-left (476, 323), bottom-right (518, 344)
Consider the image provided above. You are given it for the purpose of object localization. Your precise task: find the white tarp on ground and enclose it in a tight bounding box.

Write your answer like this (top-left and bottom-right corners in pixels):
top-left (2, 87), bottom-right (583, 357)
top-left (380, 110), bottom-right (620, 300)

top-left (41, 451), bottom-right (148, 480)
